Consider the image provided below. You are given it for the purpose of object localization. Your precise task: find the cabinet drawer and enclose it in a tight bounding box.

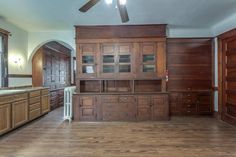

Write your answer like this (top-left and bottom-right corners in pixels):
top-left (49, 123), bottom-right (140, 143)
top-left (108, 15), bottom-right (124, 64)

top-left (102, 96), bottom-right (118, 103)
top-left (29, 108), bottom-right (41, 120)
top-left (29, 103), bottom-right (40, 111)
top-left (29, 90), bottom-right (40, 98)
top-left (119, 96), bottom-right (135, 103)
top-left (0, 93), bottom-right (28, 105)
top-left (29, 97), bottom-right (40, 104)
top-left (182, 93), bottom-right (197, 99)
top-left (42, 89), bottom-right (49, 95)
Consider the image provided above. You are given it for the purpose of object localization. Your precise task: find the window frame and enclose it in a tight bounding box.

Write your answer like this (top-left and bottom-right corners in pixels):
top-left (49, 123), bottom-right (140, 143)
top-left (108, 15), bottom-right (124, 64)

top-left (0, 28), bottom-right (10, 87)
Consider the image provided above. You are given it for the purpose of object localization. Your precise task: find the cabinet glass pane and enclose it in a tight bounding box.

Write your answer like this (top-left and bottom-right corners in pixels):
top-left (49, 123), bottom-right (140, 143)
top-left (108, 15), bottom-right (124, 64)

top-left (103, 55), bottom-right (114, 63)
top-left (143, 65), bottom-right (155, 72)
top-left (119, 55), bottom-right (130, 63)
top-left (82, 65), bottom-right (94, 74)
top-left (82, 56), bottom-right (94, 64)
top-left (119, 65), bottom-right (131, 73)
top-left (103, 65), bottom-right (115, 73)
top-left (143, 54), bottom-right (155, 62)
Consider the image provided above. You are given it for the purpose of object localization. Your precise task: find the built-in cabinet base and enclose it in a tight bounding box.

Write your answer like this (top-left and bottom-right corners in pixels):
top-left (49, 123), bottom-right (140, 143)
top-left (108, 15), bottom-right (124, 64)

top-left (73, 94), bottom-right (169, 121)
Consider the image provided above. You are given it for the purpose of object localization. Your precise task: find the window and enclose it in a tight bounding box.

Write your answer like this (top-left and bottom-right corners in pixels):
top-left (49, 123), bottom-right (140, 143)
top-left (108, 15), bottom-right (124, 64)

top-left (0, 29), bottom-right (9, 87)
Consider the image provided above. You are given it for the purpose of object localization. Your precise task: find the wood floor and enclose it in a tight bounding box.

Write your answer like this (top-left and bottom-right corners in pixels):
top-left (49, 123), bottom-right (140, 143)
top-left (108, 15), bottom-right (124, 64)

top-left (0, 108), bottom-right (236, 157)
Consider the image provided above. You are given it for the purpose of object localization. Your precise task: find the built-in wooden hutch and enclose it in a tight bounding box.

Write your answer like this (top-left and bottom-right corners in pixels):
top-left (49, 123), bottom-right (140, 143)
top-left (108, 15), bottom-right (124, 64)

top-left (73, 25), bottom-right (169, 121)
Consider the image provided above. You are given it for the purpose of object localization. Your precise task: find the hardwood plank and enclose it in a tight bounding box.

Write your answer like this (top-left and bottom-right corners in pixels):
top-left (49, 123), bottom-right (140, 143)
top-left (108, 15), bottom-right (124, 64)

top-left (0, 108), bottom-right (236, 157)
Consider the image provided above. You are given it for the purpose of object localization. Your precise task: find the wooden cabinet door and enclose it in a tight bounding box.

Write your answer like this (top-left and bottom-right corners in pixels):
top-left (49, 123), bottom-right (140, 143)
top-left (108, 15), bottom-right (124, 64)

top-left (137, 96), bottom-right (151, 121)
top-left (78, 44), bottom-right (98, 79)
top-left (137, 42), bottom-right (158, 79)
top-left (12, 100), bottom-right (28, 128)
top-left (41, 94), bottom-right (50, 114)
top-left (79, 96), bottom-right (97, 121)
top-left (152, 95), bottom-right (169, 120)
top-left (100, 43), bottom-right (117, 78)
top-left (0, 104), bottom-right (11, 135)
top-left (197, 93), bottom-right (212, 115)
top-left (117, 43), bottom-right (135, 79)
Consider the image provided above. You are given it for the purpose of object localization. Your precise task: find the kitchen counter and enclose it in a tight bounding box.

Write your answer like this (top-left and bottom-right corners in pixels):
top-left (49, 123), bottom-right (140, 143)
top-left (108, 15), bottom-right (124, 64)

top-left (0, 87), bottom-right (49, 96)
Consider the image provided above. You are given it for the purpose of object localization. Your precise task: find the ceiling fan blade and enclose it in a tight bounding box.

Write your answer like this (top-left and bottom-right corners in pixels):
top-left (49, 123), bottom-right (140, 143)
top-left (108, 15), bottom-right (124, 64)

top-left (79, 0), bottom-right (101, 12)
top-left (117, 0), bottom-right (129, 23)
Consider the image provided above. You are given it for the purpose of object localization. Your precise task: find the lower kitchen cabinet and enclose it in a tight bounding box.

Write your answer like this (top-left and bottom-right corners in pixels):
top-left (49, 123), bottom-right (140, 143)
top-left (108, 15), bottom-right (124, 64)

top-left (0, 104), bottom-right (11, 135)
top-left (41, 94), bottom-right (50, 114)
top-left (169, 92), bottom-right (213, 116)
top-left (12, 100), bottom-right (29, 128)
top-left (78, 96), bottom-right (97, 121)
top-left (73, 94), bottom-right (169, 121)
top-left (0, 88), bottom-right (50, 136)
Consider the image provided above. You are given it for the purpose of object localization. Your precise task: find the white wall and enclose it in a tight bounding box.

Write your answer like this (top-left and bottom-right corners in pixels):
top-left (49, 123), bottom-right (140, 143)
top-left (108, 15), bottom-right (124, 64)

top-left (0, 19), bottom-right (32, 87)
top-left (168, 27), bottom-right (213, 38)
top-left (27, 31), bottom-right (76, 60)
top-left (213, 12), bottom-right (236, 36)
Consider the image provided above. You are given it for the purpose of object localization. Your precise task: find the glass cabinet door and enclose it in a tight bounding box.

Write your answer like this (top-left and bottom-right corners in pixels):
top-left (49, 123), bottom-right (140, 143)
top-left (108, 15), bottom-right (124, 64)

top-left (100, 44), bottom-right (117, 78)
top-left (139, 42), bottom-right (157, 78)
top-left (118, 55), bottom-right (131, 73)
top-left (79, 44), bottom-right (97, 78)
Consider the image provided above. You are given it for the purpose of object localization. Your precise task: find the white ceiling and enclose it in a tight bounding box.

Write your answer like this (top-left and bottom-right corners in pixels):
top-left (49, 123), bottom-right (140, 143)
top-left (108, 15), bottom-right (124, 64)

top-left (1, 0), bottom-right (236, 31)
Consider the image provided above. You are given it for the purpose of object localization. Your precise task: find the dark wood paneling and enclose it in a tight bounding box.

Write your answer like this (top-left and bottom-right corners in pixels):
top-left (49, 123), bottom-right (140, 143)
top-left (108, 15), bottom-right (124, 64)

top-left (32, 41), bottom-right (71, 110)
top-left (76, 25), bottom-right (167, 39)
top-left (167, 38), bottom-right (214, 116)
top-left (218, 29), bottom-right (236, 125)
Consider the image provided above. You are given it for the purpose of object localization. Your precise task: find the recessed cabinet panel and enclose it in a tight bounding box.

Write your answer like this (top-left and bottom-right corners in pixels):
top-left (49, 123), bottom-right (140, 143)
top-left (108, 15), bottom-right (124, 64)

top-left (0, 104), bottom-right (11, 135)
top-left (79, 96), bottom-right (97, 121)
top-left (12, 100), bottom-right (28, 128)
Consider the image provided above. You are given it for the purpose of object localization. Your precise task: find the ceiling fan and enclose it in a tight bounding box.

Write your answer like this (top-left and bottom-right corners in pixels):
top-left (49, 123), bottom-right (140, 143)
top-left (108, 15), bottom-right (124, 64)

top-left (79, 0), bottom-right (129, 23)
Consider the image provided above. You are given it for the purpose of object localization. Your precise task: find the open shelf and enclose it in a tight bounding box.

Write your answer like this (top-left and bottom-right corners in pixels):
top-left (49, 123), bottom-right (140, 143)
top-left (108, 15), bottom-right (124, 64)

top-left (134, 80), bottom-right (162, 93)
top-left (80, 80), bottom-right (101, 93)
top-left (102, 80), bottom-right (133, 93)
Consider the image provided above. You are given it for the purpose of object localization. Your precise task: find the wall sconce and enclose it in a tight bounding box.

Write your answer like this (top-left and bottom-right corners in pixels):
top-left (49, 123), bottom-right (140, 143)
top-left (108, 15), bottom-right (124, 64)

top-left (9, 55), bottom-right (23, 69)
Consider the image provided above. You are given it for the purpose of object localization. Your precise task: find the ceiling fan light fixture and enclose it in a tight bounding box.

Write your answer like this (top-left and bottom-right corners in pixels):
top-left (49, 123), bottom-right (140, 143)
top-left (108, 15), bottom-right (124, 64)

top-left (105, 0), bottom-right (113, 5)
top-left (119, 0), bottom-right (126, 5)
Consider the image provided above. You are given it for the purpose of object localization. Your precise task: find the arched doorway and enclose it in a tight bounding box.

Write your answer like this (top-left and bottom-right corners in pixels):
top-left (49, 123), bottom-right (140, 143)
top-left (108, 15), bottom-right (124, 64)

top-left (31, 41), bottom-right (73, 110)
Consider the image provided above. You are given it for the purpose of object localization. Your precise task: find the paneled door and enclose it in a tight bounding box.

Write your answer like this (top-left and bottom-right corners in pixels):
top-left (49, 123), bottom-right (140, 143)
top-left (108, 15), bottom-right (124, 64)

top-left (137, 96), bottom-right (151, 121)
top-left (221, 36), bottom-right (236, 125)
top-left (12, 100), bottom-right (28, 128)
top-left (79, 96), bottom-right (97, 121)
top-left (0, 104), bottom-right (11, 135)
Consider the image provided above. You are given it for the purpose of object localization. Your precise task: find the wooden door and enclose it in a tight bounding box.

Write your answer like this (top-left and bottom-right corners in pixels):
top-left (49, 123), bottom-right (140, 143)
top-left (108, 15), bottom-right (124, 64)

top-left (41, 94), bottom-right (50, 114)
top-left (137, 96), bottom-right (151, 121)
top-left (117, 43), bottom-right (135, 79)
top-left (152, 95), bottom-right (169, 120)
top-left (12, 100), bottom-right (28, 128)
top-left (79, 96), bottom-right (97, 121)
top-left (0, 104), bottom-right (11, 135)
top-left (221, 37), bottom-right (236, 125)
top-left (78, 44), bottom-right (98, 79)
top-left (138, 42), bottom-right (158, 79)
top-left (100, 43), bottom-right (117, 78)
